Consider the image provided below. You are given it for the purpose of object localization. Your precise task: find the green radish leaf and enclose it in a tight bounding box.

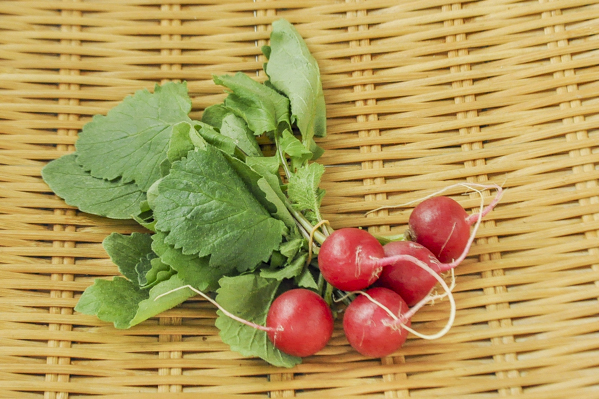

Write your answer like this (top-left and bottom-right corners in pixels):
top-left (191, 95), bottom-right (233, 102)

top-left (260, 238), bottom-right (309, 281)
top-left (215, 274), bottom-right (301, 368)
top-left (245, 156), bottom-right (288, 205)
top-left (135, 254), bottom-right (155, 286)
top-left (264, 19), bottom-right (326, 150)
top-left (102, 232), bottom-right (154, 283)
top-left (153, 145), bottom-right (286, 272)
top-left (213, 72), bottom-right (290, 137)
top-left (41, 154), bottom-right (146, 220)
top-left (245, 155), bottom-right (280, 176)
top-left (167, 122), bottom-right (198, 163)
top-left (146, 177), bottom-right (162, 212)
top-left (133, 201), bottom-right (157, 232)
top-left (225, 153), bottom-right (296, 232)
top-left (219, 114), bottom-right (263, 157)
top-left (75, 82), bottom-right (192, 191)
top-left (260, 252), bottom-right (308, 281)
top-left (243, 156), bottom-right (300, 232)
top-left (279, 238), bottom-right (305, 259)
top-left (279, 129), bottom-right (313, 170)
top-left (192, 121), bottom-right (236, 156)
top-left (261, 45), bottom-right (271, 60)
top-left (129, 275), bottom-right (194, 327)
top-left (75, 277), bottom-right (148, 329)
top-left (295, 268), bottom-right (318, 290)
top-left (202, 104), bottom-right (263, 158)
top-left (269, 251), bottom-right (287, 269)
top-left (308, 139), bottom-right (325, 161)
top-left (137, 256), bottom-right (175, 289)
top-left (201, 103), bottom-right (230, 128)
top-left (152, 232), bottom-right (227, 292)
top-left (75, 274), bottom-right (193, 329)
top-left (287, 162), bottom-right (326, 223)
top-left (159, 158), bottom-right (172, 178)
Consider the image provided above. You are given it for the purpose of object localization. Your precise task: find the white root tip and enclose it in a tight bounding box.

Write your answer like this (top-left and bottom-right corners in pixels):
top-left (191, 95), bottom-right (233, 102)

top-left (396, 256), bottom-right (456, 341)
top-left (364, 181), bottom-right (504, 216)
top-left (154, 284), bottom-right (276, 333)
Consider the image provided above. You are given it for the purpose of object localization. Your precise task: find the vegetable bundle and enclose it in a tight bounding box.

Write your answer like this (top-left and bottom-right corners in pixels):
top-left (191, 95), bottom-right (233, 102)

top-left (43, 19), bottom-right (501, 367)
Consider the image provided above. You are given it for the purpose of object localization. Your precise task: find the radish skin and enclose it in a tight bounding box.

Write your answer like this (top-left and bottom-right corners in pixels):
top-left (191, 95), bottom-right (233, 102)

top-left (266, 289), bottom-right (334, 357)
top-left (318, 227), bottom-right (386, 291)
top-left (408, 196), bottom-right (470, 263)
top-left (408, 184), bottom-right (503, 263)
top-left (377, 241), bottom-right (443, 306)
top-left (342, 287), bottom-right (411, 357)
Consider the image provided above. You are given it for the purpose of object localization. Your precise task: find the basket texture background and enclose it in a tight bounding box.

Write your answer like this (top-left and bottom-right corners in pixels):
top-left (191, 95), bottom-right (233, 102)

top-left (1, 0), bottom-right (599, 397)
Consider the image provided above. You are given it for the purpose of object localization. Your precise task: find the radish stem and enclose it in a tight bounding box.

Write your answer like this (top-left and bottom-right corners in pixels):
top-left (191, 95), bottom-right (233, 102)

top-left (285, 201), bottom-right (327, 244)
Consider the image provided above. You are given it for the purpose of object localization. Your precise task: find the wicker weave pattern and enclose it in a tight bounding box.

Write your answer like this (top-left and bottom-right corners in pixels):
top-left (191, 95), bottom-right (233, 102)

top-left (1, 0), bottom-right (598, 397)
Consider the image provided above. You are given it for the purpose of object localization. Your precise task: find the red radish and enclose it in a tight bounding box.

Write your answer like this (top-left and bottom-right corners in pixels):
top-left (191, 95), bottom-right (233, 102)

top-left (408, 196), bottom-right (470, 263)
top-left (343, 257), bottom-right (457, 358)
top-left (408, 197), bottom-right (470, 262)
top-left (376, 184), bottom-right (503, 305)
top-left (408, 184), bottom-right (503, 263)
top-left (378, 241), bottom-right (443, 307)
top-left (318, 227), bottom-right (386, 291)
top-left (266, 288), bottom-right (334, 357)
top-left (343, 287), bottom-right (411, 357)
top-left (156, 285), bottom-right (333, 358)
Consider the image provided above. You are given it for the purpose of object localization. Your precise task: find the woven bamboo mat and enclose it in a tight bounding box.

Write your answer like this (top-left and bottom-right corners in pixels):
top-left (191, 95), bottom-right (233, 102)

top-left (1, 0), bottom-right (599, 397)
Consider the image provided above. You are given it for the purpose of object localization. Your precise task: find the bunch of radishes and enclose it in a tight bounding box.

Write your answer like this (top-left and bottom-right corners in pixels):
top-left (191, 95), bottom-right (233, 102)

top-left (168, 183), bottom-right (503, 359)
top-left (264, 183), bottom-right (503, 358)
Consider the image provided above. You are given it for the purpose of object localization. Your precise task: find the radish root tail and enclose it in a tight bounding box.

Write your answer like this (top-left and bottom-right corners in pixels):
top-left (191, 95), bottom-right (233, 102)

top-left (154, 285), bottom-right (280, 333)
top-left (356, 254), bottom-right (457, 341)
top-left (364, 182), bottom-right (504, 216)
top-left (443, 183), bottom-right (499, 269)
